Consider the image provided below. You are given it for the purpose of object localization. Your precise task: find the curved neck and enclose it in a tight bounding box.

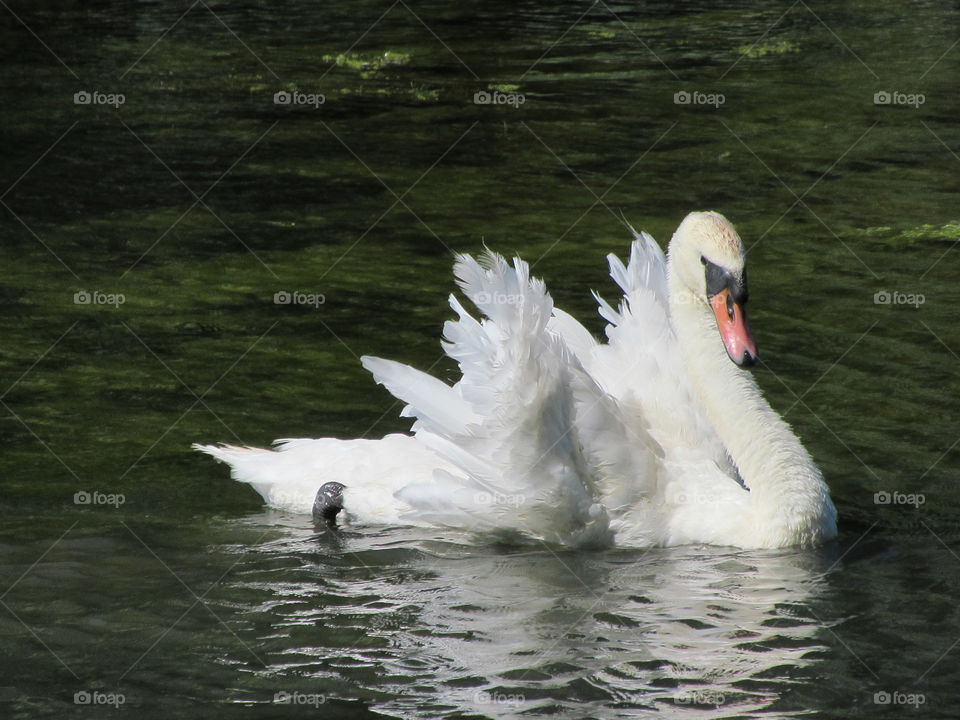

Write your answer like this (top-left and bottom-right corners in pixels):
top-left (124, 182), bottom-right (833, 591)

top-left (666, 264), bottom-right (835, 542)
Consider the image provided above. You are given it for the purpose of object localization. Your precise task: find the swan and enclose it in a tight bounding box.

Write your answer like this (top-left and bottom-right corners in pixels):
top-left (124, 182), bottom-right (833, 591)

top-left (195, 211), bottom-right (837, 549)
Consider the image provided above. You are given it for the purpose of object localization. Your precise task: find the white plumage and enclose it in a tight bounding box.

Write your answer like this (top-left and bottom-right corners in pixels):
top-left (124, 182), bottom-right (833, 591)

top-left (195, 212), bottom-right (837, 549)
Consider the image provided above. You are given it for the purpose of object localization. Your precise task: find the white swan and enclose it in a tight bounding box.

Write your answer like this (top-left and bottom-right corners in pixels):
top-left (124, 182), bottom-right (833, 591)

top-left (195, 211), bottom-right (837, 549)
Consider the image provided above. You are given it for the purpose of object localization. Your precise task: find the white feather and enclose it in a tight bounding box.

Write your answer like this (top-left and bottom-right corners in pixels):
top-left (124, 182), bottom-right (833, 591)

top-left (195, 212), bottom-right (837, 549)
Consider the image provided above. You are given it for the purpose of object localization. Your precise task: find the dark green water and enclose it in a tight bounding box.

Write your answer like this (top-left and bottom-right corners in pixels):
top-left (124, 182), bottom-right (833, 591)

top-left (2, 1), bottom-right (959, 717)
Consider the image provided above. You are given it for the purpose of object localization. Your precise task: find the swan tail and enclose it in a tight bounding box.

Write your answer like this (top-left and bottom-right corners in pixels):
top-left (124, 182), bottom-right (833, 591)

top-left (192, 443), bottom-right (278, 479)
top-left (192, 442), bottom-right (311, 511)
top-left (194, 436), bottom-right (447, 519)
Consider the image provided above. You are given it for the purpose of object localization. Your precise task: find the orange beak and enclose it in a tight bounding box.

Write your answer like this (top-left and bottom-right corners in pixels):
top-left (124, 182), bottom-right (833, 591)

top-left (709, 289), bottom-right (758, 367)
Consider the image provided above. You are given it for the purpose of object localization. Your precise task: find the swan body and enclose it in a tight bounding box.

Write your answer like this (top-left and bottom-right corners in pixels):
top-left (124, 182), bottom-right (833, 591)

top-left (195, 212), bottom-right (837, 549)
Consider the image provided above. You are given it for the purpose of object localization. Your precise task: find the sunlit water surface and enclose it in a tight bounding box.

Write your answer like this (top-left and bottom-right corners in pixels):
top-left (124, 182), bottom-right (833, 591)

top-left (2, 1), bottom-right (960, 718)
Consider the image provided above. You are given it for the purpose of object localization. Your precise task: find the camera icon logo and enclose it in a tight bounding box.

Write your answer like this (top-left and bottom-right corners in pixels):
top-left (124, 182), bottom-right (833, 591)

top-left (673, 90), bottom-right (691, 105)
top-left (274, 91), bottom-right (291, 105)
top-left (74, 91), bottom-right (91, 105)
top-left (873, 290), bottom-right (891, 305)
top-left (74, 691), bottom-right (91, 704)
top-left (873, 491), bottom-right (891, 505)
top-left (473, 90), bottom-right (491, 105)
top-left (873, 91), bottom-right (891, 105)
top-left (74, 491), bottom-right (92, 505)
top-left (273, 291), bottom-right (291, 305)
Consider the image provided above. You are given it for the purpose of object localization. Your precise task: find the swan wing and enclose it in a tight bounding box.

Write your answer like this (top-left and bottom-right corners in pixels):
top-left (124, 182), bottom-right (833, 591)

top-left (587, 234), bottom-right (749, 543)
top-left (195, 232), bottom-right (751, 547)
top-left (364, 251), bottom-right (618, 547)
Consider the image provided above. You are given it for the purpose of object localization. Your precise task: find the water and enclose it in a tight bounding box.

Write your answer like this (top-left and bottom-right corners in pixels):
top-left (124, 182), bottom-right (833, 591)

top-left (2, 1), bottom-right (959, 717)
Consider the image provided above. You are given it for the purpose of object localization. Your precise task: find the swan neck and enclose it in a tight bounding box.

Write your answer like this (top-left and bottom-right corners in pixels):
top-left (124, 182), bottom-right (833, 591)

top-left (667, 279), bottom-right (813, 498)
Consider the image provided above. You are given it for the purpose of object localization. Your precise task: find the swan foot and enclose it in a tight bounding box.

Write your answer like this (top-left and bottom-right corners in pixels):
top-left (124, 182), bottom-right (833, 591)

top-left (312, 482), bottom-right (346, 526)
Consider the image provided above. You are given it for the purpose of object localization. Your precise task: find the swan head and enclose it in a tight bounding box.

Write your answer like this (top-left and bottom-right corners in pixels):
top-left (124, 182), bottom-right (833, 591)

top-left (670, 211), bottom-right (758, 368)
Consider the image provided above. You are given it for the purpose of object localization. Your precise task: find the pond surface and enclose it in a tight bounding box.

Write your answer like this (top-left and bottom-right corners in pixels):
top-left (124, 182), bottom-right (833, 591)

top-left (1, 1), bottom-right (959, 718)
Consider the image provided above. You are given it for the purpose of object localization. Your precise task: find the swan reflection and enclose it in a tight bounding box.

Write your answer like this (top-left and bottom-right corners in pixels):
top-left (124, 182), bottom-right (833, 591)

top-left (232, 514), bottom-right (837, 719)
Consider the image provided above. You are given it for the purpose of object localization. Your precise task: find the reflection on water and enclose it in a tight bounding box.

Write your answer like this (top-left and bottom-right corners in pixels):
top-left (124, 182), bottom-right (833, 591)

top-left (3, 0), bottom-right (960, 718)
top-left (1, 509), bottom-right (952, 719)
top-left (225, 513), bottom-right (837, 719)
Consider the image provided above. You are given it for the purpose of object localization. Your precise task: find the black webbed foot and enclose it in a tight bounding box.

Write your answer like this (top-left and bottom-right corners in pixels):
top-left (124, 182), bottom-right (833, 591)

top-left (312, 482), bottom-right (345, 526)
